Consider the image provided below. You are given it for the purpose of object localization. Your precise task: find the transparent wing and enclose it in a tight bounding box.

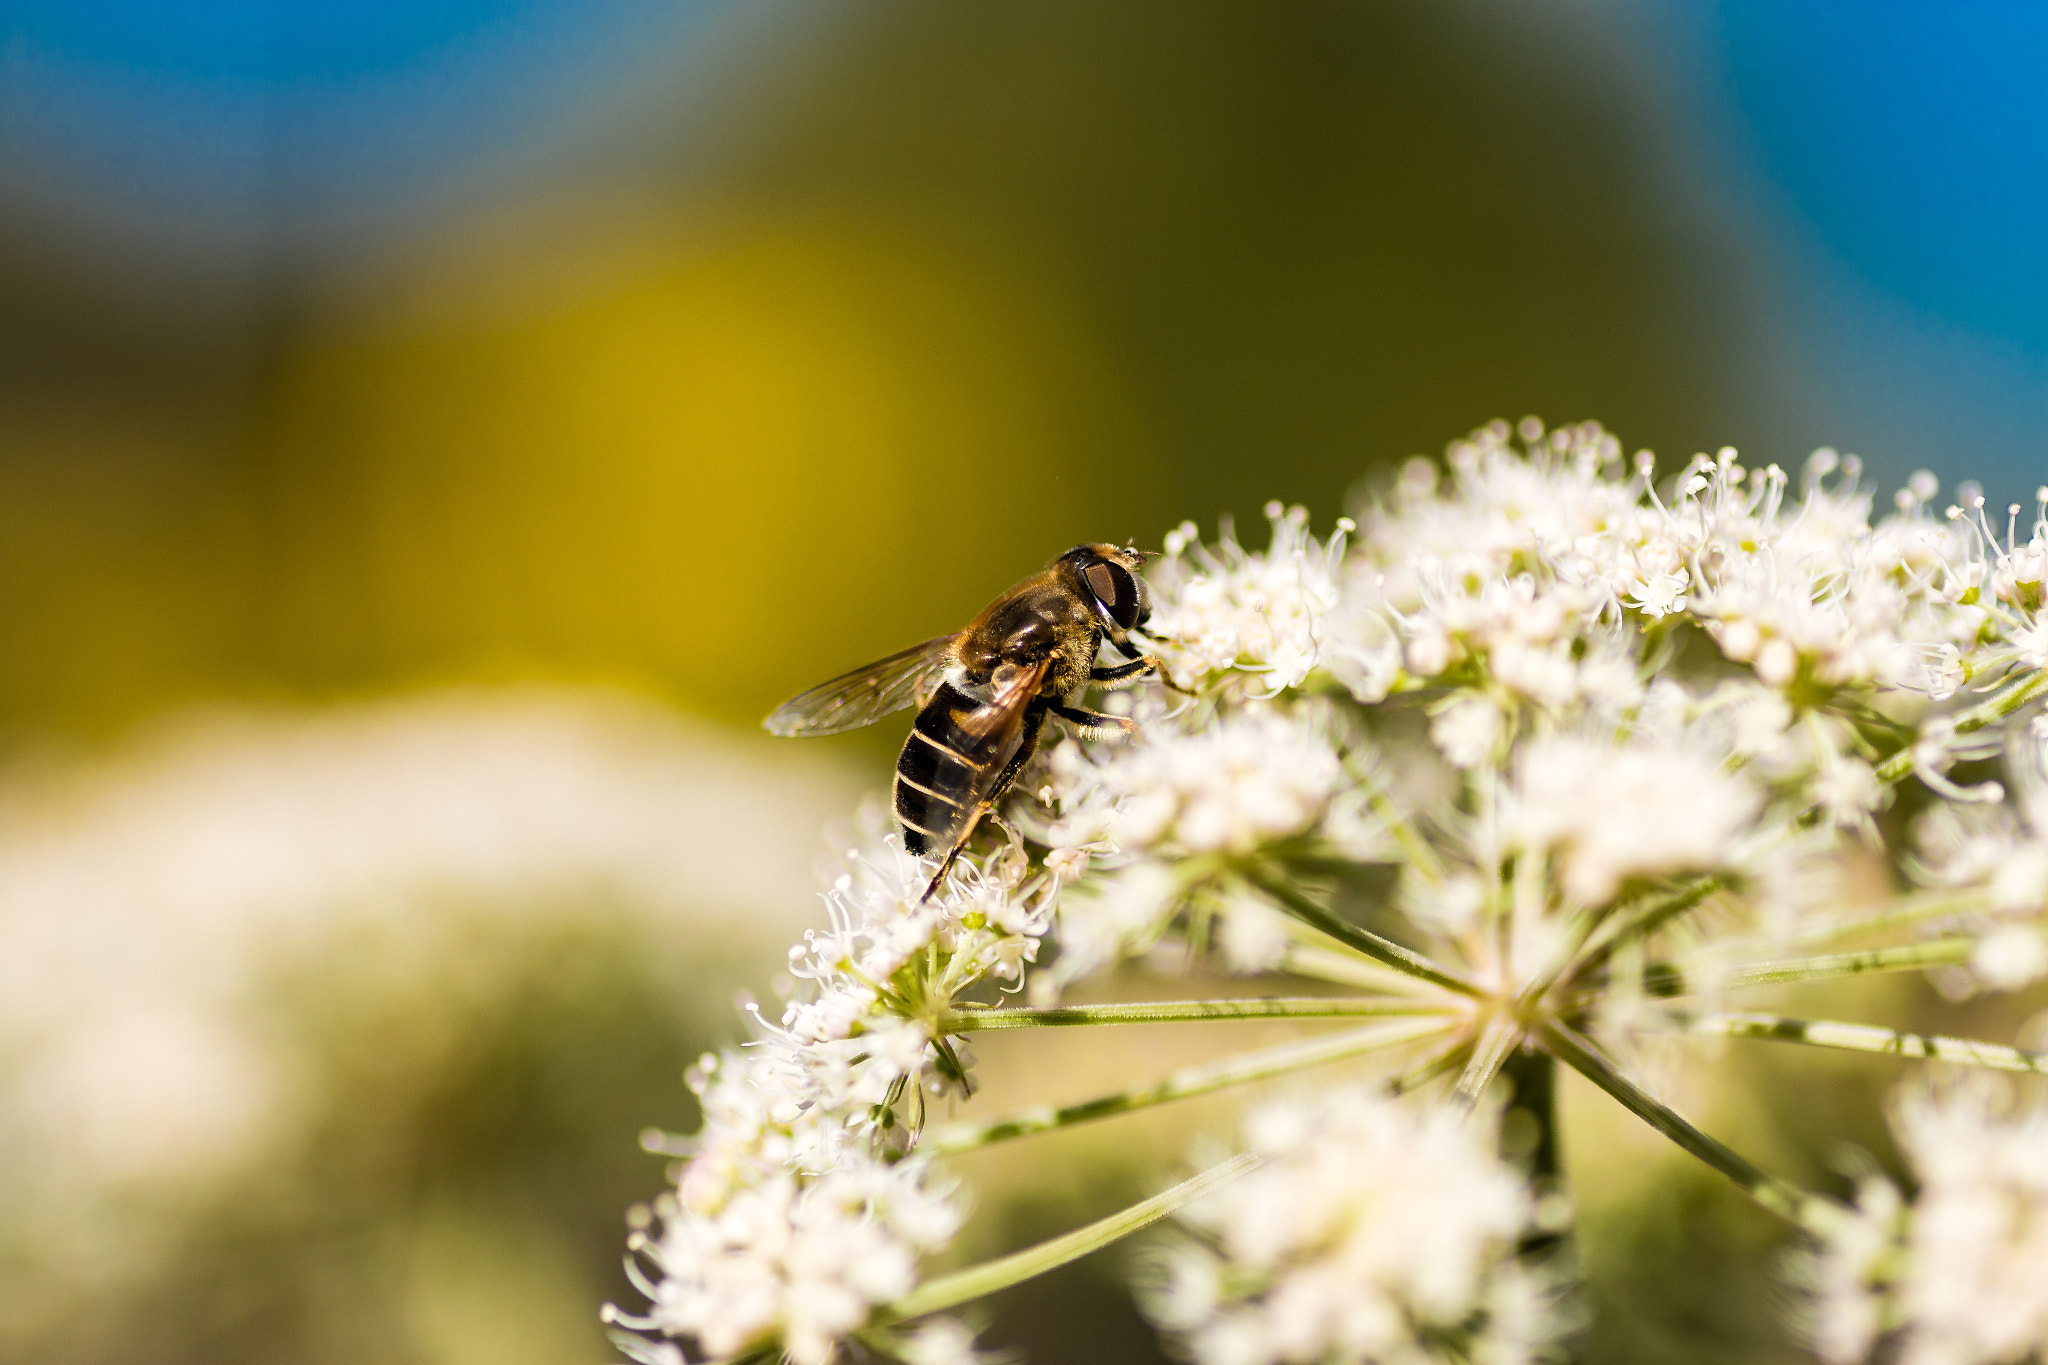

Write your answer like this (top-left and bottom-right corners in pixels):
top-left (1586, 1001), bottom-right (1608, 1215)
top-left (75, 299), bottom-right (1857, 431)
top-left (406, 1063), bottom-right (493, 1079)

top-left (763, 635), bottom-right (958, 737)
top-left (906, 656), bottom-right (1053, 855)
top-left (950, 657), bottom-right (1052, 749)
top-left (919, 656), bottom-right (1053, 814)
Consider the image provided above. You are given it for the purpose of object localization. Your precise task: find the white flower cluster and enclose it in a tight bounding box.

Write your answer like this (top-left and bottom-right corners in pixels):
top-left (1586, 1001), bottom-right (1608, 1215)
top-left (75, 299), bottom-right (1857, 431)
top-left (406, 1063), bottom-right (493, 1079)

top-left (1149, 503), bottom-right (1350, 695)
top-left (1105, 708), bottom-right (1341, 857)
top-left (624, 420), bottom-right (2048, 1365)
top-left (615, 836), bottom-right (1051, 1365)
top-left (1113, 425), bottom-right (2048, 977)
top-left (1348, 424), bottom-right (2003, 705)
top-left (621, 1060), bottom-right (962, 1365)
top-left (1506, 734), bottom-right (1759, 906)
top-left (1800, 1080), bottom-right (2048, 1365)
top-left (1145, 1087), bottom-right (1558, 1365)
top-left (1023, 686), bottom-right (1360, 995)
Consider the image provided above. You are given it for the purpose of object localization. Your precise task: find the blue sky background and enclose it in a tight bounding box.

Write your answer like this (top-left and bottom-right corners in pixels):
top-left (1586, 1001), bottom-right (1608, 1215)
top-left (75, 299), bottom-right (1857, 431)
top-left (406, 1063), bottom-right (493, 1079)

top-left (1639, 0), bottom-right (2048, 500)
top-left (0, 2), bottom-right (719, 250)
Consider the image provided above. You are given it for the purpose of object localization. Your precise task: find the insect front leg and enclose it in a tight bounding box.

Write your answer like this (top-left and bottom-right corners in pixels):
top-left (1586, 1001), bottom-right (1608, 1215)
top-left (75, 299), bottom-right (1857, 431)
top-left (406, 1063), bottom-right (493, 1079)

top-left (1089, 654), bottom-right (1195, 696)
top-left (1088, 657), bottom-right (1151, 686)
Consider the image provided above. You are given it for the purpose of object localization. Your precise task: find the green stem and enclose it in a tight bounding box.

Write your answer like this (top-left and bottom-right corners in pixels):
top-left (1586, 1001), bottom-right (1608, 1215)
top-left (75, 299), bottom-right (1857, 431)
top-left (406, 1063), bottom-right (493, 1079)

top-left (1239, 864), bottom-right (1482, 997)
top-left (1388, 1036), bottom-right (1470, 1095)
top-left (1658, 1011), bottom-right (2048, 1075)
top-left (1500, 1045), bottom-right (1568, 1260)
top-left (1572, 874), bottom-right (1729, 971)
top-left (948, 996), bottom-right (1461, 1032)
top-left (1501, 1045), bottom-right (1561, 1183)
top-left (1365, 782), bottom-right (1447, 884)
top-left (1537, 1019), bottom-right (1845, 1234)
top-left (923, 1017), bottom-right (1456, 1156)
top-left (1747, 889), bottom-right (1991, 954)
top-left (1709, 937), bottom-right (1975, 991)
top-left (1280, 942), bottom-right (1445, 994)
top-left (1454, 1016), bottom-right (1522, 1106)
top-left (880, 1151), bottom-right (1261, 1322)
top-left (1874, 669), bottom-right (2048, 784)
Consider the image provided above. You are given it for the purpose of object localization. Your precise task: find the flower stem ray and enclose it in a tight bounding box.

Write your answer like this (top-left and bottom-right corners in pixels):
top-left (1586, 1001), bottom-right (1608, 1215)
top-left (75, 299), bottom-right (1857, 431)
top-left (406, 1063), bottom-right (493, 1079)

top-left (923, 1017), bottom-right (1456, 1155)
top-left (1658, 1011), bottom-right (2048, 1075)
top-left (1537, 1019), bottom-right (1847, 1235)
top-left (948, 995), bottom-right (1462, 1032)
top-left (879, 1151), bottom-right (1262, 1322)
top-left (1708, 937), bottom-right (1976, 991)
top-left (1240, 864), bottom-right (1483, 997)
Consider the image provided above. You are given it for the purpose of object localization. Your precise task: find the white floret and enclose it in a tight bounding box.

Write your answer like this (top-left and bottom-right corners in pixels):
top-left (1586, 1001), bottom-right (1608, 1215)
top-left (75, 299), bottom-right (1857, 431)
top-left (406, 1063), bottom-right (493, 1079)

top-left (1104, 709), bottom-right (1340, 856)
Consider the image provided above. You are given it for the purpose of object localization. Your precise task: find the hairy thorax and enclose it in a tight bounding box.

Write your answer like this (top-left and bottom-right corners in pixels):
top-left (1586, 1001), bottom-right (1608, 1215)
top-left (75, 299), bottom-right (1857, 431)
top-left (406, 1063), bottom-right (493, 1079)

top-left (954, 572), bottom-right (1100, 703)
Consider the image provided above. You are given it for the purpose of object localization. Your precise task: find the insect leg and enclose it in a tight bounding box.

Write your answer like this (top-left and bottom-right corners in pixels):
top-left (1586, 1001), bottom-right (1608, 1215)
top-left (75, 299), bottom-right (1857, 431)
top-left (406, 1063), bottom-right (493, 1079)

top-left (919, 702), bottom-right (1049, 903)
top-left (1050, 702), bottom-right (1137, 740)
top-left (1088, 657), bottom-right (1153, 685)
top-left (1088, 653), bottom-right (1194, 696)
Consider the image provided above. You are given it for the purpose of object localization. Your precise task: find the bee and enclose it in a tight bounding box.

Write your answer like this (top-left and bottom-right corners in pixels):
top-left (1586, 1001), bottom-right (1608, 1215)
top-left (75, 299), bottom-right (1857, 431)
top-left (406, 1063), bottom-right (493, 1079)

top-left (764, 544), bottom-right (1185, 899)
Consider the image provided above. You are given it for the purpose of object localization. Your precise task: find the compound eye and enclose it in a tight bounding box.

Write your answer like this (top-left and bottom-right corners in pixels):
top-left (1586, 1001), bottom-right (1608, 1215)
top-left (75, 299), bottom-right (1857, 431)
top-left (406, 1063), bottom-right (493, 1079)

top-left (1085, 560), bottom-right (1143, 629)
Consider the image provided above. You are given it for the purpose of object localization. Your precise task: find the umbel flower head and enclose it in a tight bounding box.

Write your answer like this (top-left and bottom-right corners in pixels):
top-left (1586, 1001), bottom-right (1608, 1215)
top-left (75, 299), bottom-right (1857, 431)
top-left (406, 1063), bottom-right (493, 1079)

top-left (614, 420), bottom-right (2048, 1365)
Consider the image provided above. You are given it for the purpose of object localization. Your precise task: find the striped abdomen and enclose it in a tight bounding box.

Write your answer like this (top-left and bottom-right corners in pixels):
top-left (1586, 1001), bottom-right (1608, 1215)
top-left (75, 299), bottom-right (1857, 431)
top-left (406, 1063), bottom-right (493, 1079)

top-left (893, 681), bottom-right (1042, 855)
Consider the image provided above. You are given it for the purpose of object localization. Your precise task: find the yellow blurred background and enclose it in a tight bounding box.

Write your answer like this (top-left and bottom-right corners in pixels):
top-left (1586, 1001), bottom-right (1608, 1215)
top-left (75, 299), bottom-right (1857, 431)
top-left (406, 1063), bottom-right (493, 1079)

top-left (3, 2), bottom-right (1771, 745)
top-left (4, 3), bottom-right (2045, 1363)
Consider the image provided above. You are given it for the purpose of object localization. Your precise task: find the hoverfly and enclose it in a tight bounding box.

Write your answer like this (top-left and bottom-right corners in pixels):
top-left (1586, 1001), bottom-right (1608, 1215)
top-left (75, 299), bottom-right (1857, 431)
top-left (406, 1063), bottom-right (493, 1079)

top-left (764, 544), bottom-right (1185, 899)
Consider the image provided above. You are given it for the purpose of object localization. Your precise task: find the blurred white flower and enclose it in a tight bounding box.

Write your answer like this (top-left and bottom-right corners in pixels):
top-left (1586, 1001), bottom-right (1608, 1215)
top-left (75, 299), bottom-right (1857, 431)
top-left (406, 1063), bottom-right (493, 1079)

top-left (1508, 734), bottom-right (1759, 905)
top-left (1804, 1081), bottom-right (2048, 1365)
top-left (0, 688), bottom-right (858, 1299)
top-left (1795, 1176), bottom-right (1906, 1365)
top-left (1894, 1082), bottom-right (2048, 1365)
top-left (892, 1316), bottom-right (988, 1365)
top-left (1431, 694), bottom-right (1504, 770)
top-left (1990, 842), bottom-right (2048, 913)
top-left (1214, 894), bottom-right (1295, 974)
top-left (1038, 860), bottom-right (1184, 998)
top-left (1812, 756), bottom-right (1884, 832)
top-left (1145, 1086), bottom-right (1558, 1365)
top-left (1968, 923), bottom-right (2048, 992)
